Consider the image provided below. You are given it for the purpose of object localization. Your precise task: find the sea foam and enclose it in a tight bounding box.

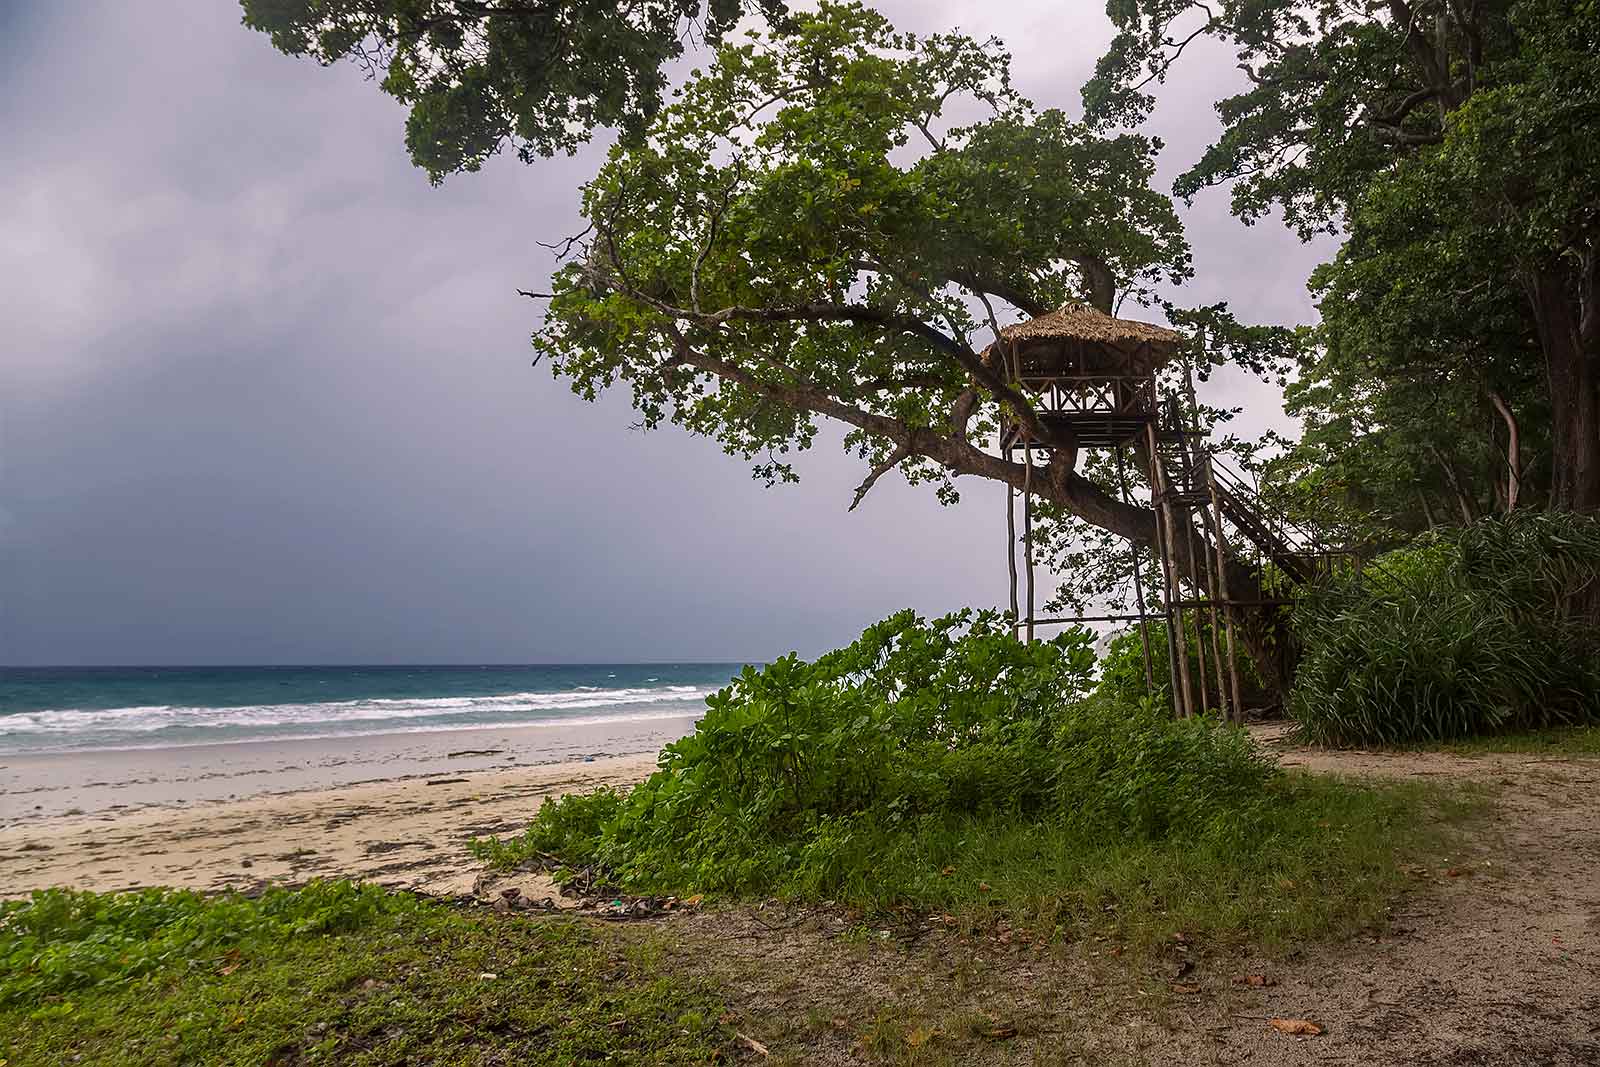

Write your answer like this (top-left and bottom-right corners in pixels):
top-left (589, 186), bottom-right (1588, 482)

top-left (0, 683), bottom-right (713, 751)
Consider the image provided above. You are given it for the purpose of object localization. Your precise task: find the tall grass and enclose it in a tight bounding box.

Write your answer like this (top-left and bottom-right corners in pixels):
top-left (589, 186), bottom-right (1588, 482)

top-left (1291, 512), bottom-right (1600, 746)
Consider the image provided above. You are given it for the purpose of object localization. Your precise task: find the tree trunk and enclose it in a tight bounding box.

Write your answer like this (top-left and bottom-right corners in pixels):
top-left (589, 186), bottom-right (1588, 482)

top-left (1487, 389), bottom-right (1521, 512)
top-left (1527, 264), bottom-right (1600, 513)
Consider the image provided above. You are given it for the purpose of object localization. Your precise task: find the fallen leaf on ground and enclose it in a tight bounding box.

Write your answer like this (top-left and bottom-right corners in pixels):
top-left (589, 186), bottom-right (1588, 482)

top-left (1232, 974), bottom-right (1277, 988)
top-left (981, 1025), bottom-right (1018, 1040)
top-left (1444, 867), bottom-right (1474, 877)
top-left (735, 1031), bottom-right (769, 1056)
top-left (1268, 1019), bottom-right (1325, 1036)
top-left (940, 865), bottom-right (955, 876)
top-left (1170, 982), bottom-right (1202, 994)
top-left (684, 894), bottom-right (704, 907)
top-left (977, 881), bottom-right (992, 893)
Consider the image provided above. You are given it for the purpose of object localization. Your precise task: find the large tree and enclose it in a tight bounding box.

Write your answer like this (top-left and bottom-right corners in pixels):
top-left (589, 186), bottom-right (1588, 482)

top-left (1087, 0), bottom-right (1600, 512)
top-left (530, 3), bottom-right (1296, 692)
top-left (246, 0), bottom-right (1299, 695)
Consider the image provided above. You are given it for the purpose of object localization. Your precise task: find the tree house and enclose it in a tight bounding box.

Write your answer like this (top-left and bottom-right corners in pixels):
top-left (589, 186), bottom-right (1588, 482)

top-left (991, 302), bottom-right (1340, 721)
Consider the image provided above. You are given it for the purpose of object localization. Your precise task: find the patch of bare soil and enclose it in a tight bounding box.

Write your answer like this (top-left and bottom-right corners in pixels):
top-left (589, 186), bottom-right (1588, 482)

top-left (656, 730), bottom-right (1600, 1066)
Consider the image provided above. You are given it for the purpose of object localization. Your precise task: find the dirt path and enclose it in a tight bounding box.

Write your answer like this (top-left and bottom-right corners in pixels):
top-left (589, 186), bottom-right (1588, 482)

top-left (673, 730), bottom-right (1600, 1066)
top-left (1203, 728), bottom-right (1600, 1066)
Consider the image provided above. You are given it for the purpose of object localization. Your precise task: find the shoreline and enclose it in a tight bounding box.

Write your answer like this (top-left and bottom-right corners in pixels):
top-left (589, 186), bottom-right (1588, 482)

top-left (0, 750), bottom-right (663, 898)
top-left (1, 715), bottom-right (697, 824)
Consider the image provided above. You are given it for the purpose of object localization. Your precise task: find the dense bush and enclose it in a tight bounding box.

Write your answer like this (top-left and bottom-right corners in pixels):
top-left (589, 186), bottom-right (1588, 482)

top-left (475, 610), bottom-right (1276, 898)
top-left (1291, 512), bottom-right (1600, 745)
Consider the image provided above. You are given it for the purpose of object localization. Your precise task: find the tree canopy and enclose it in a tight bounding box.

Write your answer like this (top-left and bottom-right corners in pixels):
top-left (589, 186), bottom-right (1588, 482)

top-left (534, 1), bottom-right (1191, 512)
top-left (1087, 0), bottom-right (1600, 512)
top-left (240, 0), bottom-right (789, 180)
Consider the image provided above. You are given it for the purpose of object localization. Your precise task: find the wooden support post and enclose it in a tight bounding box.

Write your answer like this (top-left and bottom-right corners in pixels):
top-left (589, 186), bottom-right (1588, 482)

top-left (1189, 513), bottom-right (1212, 716)
top-left (1005, 447), bottom-right (1019, 629)
top-left (1145, 420), bottom-right (1191, 718)
top-left (1184, 457), bottom-right (1227, 719)
top-left (1023, 444), bottom-right (1036, 642)
top-left (1208, 477), bottom-right (1246, 722)
top-left (1199, 507), bottom-right (1230, 719)
top-left (1115, 447), bottom-right (1155, 697)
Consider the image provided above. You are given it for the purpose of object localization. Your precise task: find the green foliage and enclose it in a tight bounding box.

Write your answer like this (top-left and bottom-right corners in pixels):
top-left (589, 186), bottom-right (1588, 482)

top-left (1, 885), bottom-right (731, 1066)
top-left (1291, 513), bottom-right (1600, 746)
top-left (534, 1), bottom-right (1192, 496)
top-left (241, 0), bottom-right (788, 180)
top-left (479, 610), bottom-right (1118, 888)
top-left (1088, 0), bottom-right (1600, 513)
top-left (477, 610), bottom-right (1309, 909)
top-left (0, 880), bottom-right (413, 1007)
top-left (475, 610), bottom-right (1477, 950)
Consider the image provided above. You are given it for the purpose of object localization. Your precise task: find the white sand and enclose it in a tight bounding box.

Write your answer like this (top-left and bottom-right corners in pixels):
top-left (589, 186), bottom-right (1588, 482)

top-left (0, 718), bottom-right (697, 898)
top-left (0, 751), bottom-right (661, 898)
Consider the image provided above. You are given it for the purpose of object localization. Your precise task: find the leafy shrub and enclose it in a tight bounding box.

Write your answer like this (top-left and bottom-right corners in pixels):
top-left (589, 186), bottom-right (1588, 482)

top-left (477, 610), bottom-right (1275, 899)
top-left (1291, 512), bottom-right (1600, 745)
top-left (0, 880), bottom-right (414, 1006)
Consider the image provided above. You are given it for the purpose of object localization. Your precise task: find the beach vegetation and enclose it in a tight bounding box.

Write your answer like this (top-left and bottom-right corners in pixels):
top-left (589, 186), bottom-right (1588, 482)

top-left (475, 610), bottom-right (1476, 950)
top-left (1290, 513), bottom-right (1600, 747)
top-left (0, 883), bottom-right (732, 1066)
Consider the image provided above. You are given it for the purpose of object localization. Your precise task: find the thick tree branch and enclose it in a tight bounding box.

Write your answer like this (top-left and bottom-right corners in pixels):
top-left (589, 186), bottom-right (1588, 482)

top-left (943, 269), bottom-right (1050, 317)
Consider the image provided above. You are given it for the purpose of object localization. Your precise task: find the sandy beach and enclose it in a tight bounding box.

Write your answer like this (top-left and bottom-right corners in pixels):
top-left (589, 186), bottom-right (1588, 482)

top-left (0, 750), bottom-right (661, 899)
top-left (0, 714), bottom-right (703, 898)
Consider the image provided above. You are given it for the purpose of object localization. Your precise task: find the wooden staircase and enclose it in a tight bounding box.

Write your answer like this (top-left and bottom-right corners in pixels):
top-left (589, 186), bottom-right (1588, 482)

top-left (1153, 402), bottom-right (1337, 587)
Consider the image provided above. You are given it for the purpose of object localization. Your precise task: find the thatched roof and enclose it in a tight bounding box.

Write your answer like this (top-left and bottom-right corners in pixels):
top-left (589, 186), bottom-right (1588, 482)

top-left (990, 302), bottom-right (1183, 380)
top-left (998, 302), bottom-right (1182, 347)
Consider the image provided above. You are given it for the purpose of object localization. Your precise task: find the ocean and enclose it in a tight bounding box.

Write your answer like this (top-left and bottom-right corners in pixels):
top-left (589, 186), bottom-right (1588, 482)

top-left (0, 664), bottom-right (745, 756)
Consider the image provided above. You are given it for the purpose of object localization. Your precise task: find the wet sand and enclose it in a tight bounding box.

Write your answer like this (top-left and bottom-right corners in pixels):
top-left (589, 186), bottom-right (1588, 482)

top-left (0, 714), bottom-right (696, 823)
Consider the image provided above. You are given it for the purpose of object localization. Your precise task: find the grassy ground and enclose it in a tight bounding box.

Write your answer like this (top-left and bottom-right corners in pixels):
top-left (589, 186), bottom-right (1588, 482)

top-left (1, 886), bottom-right (735, 1067)
top-left (1429, 723), bottom-right (1600, 756)
top-left (806, 774), bottom-right (1479, 955)
top-left (1, 775), bottom-right (1482, 1066)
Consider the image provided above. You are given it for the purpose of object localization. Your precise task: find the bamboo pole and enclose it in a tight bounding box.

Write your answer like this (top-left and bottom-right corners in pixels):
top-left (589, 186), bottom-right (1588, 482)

top-left (1195, 475), bottom-right (1231, 719)
top-left (1005, 448), bottom-right (1019, 628)
top-left (1210, 479), bottom-right (1246, 722)
top-left (1178, 347), bottom-right (1225, 717)
top-left (1145, 418), bottom-right (1190, 718)
top-left (1115, 447), bottom-right (1155, 696)
top-left (1189, 516), bottom-right (1212, 716)
top-left (1010, 336), bottom-right (1036, 643)
top-left (1023, 447), bottom-right (1036, 642)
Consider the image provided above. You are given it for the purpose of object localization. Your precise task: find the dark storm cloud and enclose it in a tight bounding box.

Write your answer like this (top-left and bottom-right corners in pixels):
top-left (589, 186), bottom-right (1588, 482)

top-left (1, 1), bottom-right (1329, 665)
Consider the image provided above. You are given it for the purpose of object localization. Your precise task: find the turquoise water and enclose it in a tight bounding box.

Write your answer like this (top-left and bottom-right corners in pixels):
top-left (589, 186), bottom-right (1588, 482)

top-left (0, 664), bottom-right (745, 755)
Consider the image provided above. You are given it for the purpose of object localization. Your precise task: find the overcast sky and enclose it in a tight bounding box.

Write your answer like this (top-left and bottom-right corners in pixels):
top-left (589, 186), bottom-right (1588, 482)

top-left (0, 1), bottom-right (1330, 665)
